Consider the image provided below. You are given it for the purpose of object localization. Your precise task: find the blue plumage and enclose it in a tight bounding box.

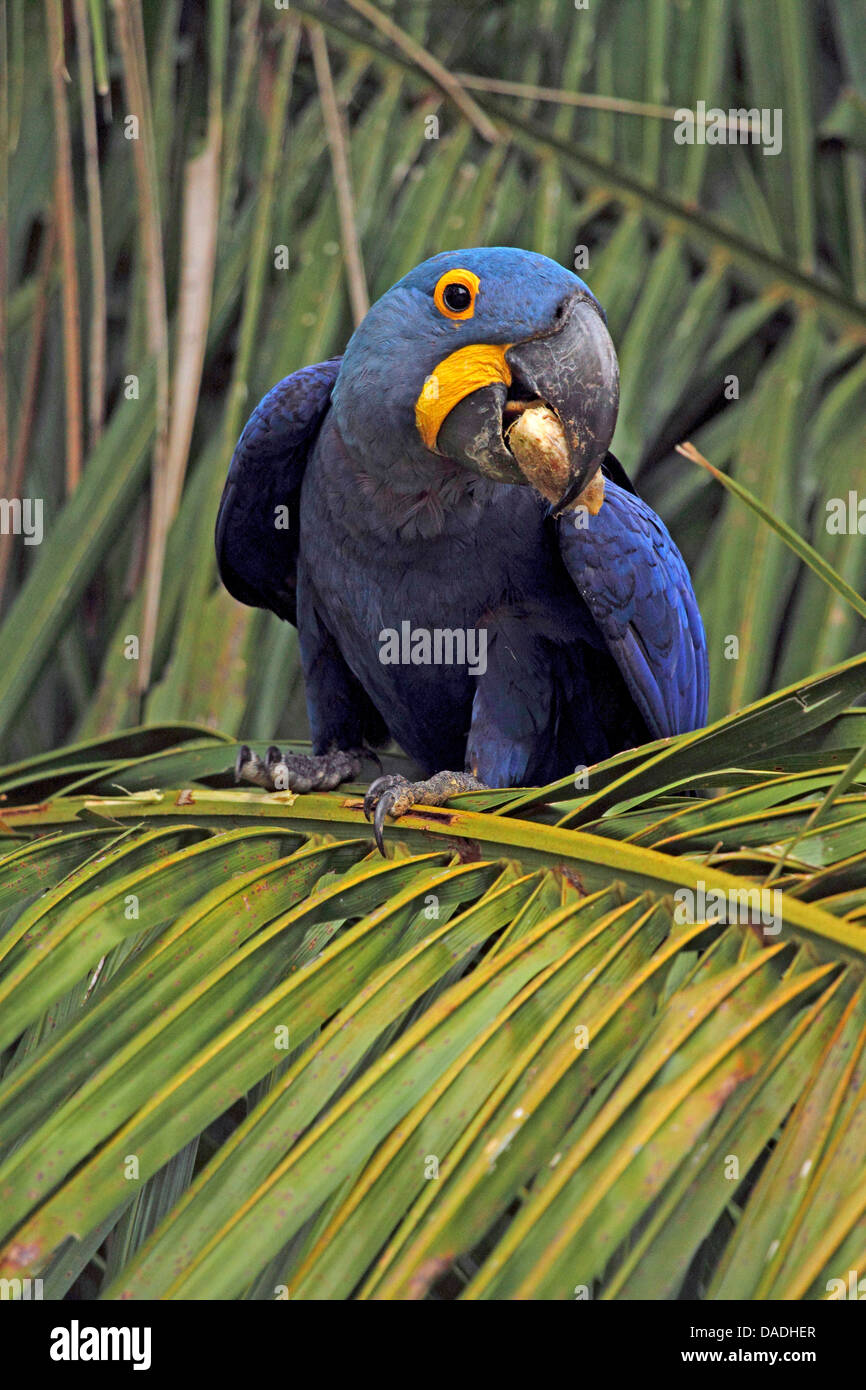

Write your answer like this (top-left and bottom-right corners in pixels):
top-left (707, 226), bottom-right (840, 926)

top-left (558, 483), bottom-right (709, 738)
top-left (216, 357), bottom-right (341, 624)
top-left (216, 247), bottom-right (708, 809)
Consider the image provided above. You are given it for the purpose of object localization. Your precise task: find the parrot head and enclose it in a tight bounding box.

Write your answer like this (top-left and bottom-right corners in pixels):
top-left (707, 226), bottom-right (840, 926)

top-left (331, 246), bottom-right (619, 514)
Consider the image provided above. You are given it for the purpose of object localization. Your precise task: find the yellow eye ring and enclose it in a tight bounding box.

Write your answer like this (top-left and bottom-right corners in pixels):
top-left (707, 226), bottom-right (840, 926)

top-left (434, 268), bottom-right (480, 320)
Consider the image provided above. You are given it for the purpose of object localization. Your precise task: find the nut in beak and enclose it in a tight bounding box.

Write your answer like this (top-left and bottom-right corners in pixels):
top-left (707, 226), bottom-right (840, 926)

top-left (506, 402), bottom-right (605, 515)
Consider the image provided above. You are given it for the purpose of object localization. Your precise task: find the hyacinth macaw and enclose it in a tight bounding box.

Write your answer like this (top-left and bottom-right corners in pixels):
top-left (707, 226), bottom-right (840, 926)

top-left (216, 247), bottom-right (708, 849)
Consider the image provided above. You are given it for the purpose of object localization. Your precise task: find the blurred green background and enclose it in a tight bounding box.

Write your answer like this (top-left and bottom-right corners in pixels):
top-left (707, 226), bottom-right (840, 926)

top-left (1, 0), bottom-right (864, 765)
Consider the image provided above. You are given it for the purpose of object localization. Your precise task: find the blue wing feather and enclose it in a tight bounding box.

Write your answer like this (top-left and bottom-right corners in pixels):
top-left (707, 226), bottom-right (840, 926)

top-left (215, 358), bottom-right (341, 624)
top-left (557, 481), bottom-right (709, 738)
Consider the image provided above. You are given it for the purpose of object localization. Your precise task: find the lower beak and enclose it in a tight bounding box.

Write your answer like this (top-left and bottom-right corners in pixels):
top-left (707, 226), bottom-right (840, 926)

top-left (435, 294), bottom-right (619, 510)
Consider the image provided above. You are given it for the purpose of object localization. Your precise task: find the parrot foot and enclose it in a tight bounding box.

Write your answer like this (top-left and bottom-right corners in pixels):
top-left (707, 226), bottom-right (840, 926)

top-left (363, 771), bottom-right (486, 855)
top-left (235, 744), bottom-right (369, 792)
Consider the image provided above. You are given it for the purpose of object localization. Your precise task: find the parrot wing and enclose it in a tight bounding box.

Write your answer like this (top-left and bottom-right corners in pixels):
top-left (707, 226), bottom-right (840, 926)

top-left (215, 357), bottom-right (341, 625)
top-left (557, 479), bottom-right (709, 738)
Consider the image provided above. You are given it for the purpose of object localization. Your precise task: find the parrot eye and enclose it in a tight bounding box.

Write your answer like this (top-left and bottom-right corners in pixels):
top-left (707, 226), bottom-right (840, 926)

top-left (443, 283), bottom-right (471, 312)
top-left (434, 268), bottom-right (479, 320)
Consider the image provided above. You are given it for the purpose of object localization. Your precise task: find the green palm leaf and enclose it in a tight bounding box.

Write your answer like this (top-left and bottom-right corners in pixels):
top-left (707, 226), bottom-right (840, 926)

top-left (1, 657), bottom-right (865, 1299)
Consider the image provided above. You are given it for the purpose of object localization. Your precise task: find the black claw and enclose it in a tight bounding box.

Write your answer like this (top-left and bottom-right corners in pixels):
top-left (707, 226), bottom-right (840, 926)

top-left (363, 774), bottom-right (391, 822)
top-left (373, 793), bottom-right (392, 855)
top-left (362, 775), bottom-right (408, 853)
top-left (235, 745), bottom-right (251, 782)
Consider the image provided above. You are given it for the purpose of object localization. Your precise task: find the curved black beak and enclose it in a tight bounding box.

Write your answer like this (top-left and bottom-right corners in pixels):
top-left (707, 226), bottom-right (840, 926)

top-left (507, 294), bottom-right (619, 513)
top-left (434, 378), bottom-right (523, 485)
top-left (435, 292), bottom-right (619, 509)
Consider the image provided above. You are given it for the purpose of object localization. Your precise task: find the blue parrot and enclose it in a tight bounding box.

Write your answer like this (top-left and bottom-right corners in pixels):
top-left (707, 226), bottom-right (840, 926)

top-left (216, 247), bottom-right (708, 849)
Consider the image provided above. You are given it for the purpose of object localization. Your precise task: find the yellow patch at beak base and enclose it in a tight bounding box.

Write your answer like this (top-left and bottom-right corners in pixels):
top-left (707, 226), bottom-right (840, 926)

top-left (415, 343), bottom-right (512, 451)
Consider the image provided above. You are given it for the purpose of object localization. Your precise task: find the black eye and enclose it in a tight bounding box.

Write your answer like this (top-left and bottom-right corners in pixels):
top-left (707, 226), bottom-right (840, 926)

top-left (443, 282), bottom-right (472, 312)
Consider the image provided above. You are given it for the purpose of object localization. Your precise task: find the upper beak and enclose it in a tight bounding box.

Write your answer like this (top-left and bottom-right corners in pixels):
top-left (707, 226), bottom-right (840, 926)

top-left (435, 293), bottom-right (619, 510)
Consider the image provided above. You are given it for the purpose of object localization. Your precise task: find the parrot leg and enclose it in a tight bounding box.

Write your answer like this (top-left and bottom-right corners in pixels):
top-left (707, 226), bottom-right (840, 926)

top-left (363, 771), bottom-right (486, 855)
top-left (235, 744), bottom-right (366, 792)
